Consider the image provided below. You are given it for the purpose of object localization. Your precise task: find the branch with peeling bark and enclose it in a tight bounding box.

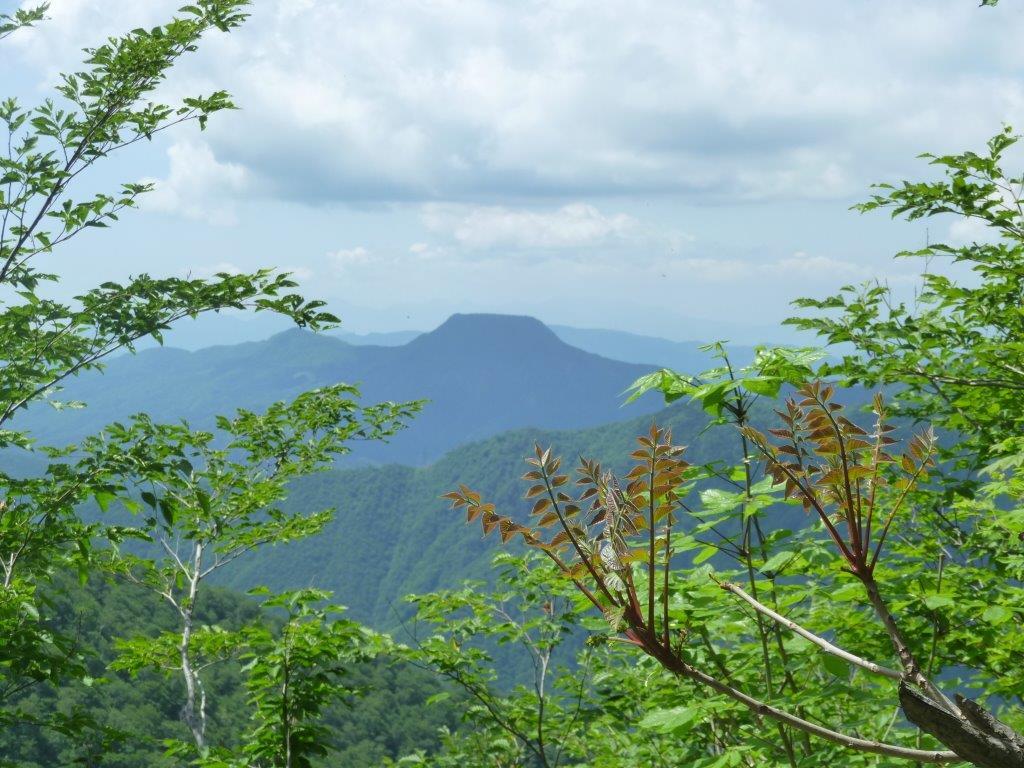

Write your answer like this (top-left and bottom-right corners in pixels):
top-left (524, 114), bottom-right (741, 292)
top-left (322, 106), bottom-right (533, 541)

top-left (858, 570), bottom-right (960, 715)
top-left (713, 574), bottom-right (1024, 766)
top-left (715, 579), bottom-right (902, 680)
top-left (661, 653), bottom-right (960, 764)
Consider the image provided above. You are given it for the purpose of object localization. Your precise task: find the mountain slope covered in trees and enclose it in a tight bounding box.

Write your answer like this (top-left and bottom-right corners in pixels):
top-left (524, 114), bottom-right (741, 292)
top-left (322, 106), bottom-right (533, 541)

top-left (0, 575), bottom-right (463, 768)
top-left (219, 397), bottom-right (786, 628)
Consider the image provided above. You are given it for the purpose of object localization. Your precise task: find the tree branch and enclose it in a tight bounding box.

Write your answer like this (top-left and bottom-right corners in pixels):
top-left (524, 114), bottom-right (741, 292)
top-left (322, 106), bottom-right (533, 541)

top-left (716, 579), bottom-right (902, 681)
top-left (659, 653), bottom-right (959, 763)
top-left (900, 683), bottom-right (1024, 768)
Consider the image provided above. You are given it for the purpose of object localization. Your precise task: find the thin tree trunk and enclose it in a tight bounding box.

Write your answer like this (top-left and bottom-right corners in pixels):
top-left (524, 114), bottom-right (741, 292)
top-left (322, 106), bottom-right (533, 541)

top-left (180, 542), bottom-right (206, 752)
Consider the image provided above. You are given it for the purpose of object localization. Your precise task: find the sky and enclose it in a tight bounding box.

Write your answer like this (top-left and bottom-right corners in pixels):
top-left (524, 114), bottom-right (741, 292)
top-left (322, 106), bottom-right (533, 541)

top-left (3, 0), bottom-right (1023, 344)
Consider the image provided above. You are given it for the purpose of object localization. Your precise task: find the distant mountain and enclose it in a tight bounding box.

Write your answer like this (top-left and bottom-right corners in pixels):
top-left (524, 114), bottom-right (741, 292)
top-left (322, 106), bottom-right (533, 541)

top-left (139, 309), bottom-right (793, 360)
top-left (152, 314), bottom-right (769, 373)
top-left (334, 329), bottom-right (422, 346)
top-left (14, 313), bottom-right (663, 466)
top-left (330, 322), bottom-right (760, 372)
top-left (550, 325), bottom-right (757, 372)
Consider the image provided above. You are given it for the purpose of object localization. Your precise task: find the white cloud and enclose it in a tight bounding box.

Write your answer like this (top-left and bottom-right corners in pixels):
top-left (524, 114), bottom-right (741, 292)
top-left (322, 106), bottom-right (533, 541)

top-left (421, 202), bottom-right (638, 250)
top-left (671, 251), bottom-right (875, 283)
top-left (947, 215), bottom-right (1006, 245)
top-left (14, 1), bottom-right (1022, 206)
top-left (282, 265), bottom-right (315, 282)
top-left (190, 261), bottom-right (243, 278)
top-left (327, 246), bottom-right (374, 270)
top-left (11, 0), bottom-right (996, 339)
top-left (142, 141), bottom-right (249, 225)
top-left (773, 251), bottom-right (869, 278)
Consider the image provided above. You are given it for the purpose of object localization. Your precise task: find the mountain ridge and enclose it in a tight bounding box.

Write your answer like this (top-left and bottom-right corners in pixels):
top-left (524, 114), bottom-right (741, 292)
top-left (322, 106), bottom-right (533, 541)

top-left (13, 313), bottom-right (665, 466)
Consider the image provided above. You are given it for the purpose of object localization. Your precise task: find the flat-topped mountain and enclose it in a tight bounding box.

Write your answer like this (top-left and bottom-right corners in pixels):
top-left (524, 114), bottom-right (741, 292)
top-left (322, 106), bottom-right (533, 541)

top-left (408, 312), bottom-right (559, 352)
top-left (335, 320), bottom-right (761, 373)
top-left (14, 313), bottom-right (663, 465)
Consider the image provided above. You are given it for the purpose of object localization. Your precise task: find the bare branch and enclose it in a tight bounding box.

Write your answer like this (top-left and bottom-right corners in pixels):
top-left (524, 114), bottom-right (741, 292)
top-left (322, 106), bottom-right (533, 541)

top-left (716, 579), bottom-right (901, 680)
top-left (859, 574), bottom-right (959, 715)
top-left (665, 656), bottom-right (960, 763)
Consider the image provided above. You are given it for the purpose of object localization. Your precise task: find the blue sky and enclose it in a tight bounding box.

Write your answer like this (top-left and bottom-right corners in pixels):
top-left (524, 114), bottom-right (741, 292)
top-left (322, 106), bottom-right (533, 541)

top-left (3, 0), bottom-right (1023, 343)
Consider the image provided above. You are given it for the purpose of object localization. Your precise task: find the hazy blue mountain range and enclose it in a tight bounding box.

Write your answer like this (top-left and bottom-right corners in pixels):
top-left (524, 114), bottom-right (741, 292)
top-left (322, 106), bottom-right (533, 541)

top-left (335, 329), bottom-right (422, 346)
top-left (14, 314), bottom-right (666, 466)
top-left (549, 325), bottom-right (757, 372)
top-left (147, 310), bottom-right (794, 353)
top-left (336, 324), bottom-right (761, 373)
top-left (148, 310), bottom-right (776, 371)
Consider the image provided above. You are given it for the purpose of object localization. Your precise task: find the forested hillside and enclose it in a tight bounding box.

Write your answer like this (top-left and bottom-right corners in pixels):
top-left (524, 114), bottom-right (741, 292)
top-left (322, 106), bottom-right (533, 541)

top-left (0, 576), bottom-right (463, 767)
top-left (218, 397), bottom-right (754, 626)
top-left (245, 373), bottom-right (882, 631)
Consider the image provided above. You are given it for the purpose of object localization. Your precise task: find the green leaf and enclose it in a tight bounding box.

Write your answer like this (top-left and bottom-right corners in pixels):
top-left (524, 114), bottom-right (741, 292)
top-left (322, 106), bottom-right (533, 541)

top-left (700, 488), bottom-right (742, 516)
top-left (742, 494), bottom-right (772, 520)
top-left (739, 376), bottom-right (781, 398)
top-left (923, 594), bottom-right (955, 610)
top-left (158, 498), bottom-right (174, 527)
top-left (981, 605), bottom-right (1012, 624)
top-left (822, 653), bottom-right (849, 679)
top-left (692, 546), bottom-right (717, 565)
top-left (93, 490), bottom-right (116, 512)
top-left (624, 369), bottom-right (694, 405)
top-left (691, 380), bottom-right (740, 413)
top-left (760, 550), bottom-right (796, 576)
top-left (829, 582), bottom-right (862, 602)
top-left (639, 705), bottom-right (701, 733)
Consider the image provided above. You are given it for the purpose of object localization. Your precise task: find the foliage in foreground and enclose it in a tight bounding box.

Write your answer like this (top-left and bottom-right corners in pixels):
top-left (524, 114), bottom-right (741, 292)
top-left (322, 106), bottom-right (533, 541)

top-left (437, 126), bottom-right (1024, 767)
top-left (0, 4), bottom-right (429, 765)
top-left (441, 380), bottom-right (1023, 766)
